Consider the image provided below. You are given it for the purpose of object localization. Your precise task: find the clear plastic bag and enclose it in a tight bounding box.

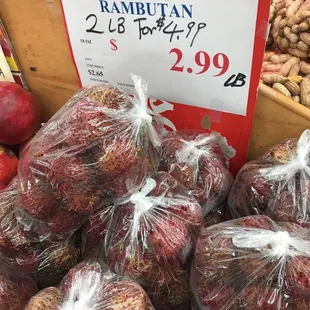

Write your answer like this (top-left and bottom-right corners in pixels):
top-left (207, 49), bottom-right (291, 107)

top-left (0, 177), bottom-right (41, 251)
top-left (12, 235), bottom-right (81, 289)
top-left (82, 205), bottom-right (113, 259)
top-left (25, 259), bottom-right (154, 310)
top-left (0, 254), bottom-right (38, 310)
top-left (17, 75), bottom-right (162, 236)
top-left (229, 130), bottom-right (310, 227)
top-left (191, 215), bottom-right (310, 310)
top-left (160, 131), bottom-right (234, 220)
top-left (83, 172), bottom-right (203, 309)
top-left (0, 178), bottom-right (81, 288)
top-left (204, 201), bottom-right (228, 228)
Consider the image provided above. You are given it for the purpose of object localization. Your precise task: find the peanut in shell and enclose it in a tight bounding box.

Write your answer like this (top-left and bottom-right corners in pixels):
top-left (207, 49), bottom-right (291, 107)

top-left (301, 77), bottom-right (310, 107)
top-left (261, 74), bottom-right (288, 84)
top-left (287, 48), bottom-right (308, 58)
top-left (270, 54), bottom-right (292, 64)
top-left (300, 32), bottom-right (310, 45)
top-left (289, 64), bottom-right (301, 76)
top-left (300, 61), bottom-right (310, 74)
top-left (284, 80), bottom-right (300, 95)
top-left (273, 83), bottom-right (292, 98)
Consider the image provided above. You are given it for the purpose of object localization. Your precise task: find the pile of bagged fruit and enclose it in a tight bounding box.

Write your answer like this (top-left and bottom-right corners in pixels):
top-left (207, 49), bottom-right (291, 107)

top-left (1, 75), bottom-right (310, 310)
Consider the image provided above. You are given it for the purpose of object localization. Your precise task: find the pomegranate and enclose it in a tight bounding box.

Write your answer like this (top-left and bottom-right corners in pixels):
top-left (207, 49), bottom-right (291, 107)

top-left (0, 145), bottom-right (18, 190)
top-left (0, 82), bottom-right (41, 145)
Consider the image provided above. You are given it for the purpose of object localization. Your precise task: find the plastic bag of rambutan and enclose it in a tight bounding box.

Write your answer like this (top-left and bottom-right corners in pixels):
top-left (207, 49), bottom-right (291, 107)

top-left (228, 130), bottom-right (310, 227)
top-left (5, 234), bottom-right (81, 289)
top-left (17, 74), bottom-right (163, 236)
top-left (191, 215), bottom-right (310, 310)
top-left (0, 254), bottom-right (38, 309)
top-left (0, 177), bottom-right (40, 246)
top-left (24, 259), bottom-right (154, 310)
top-left (0, 178), bottom-right (81, 289)
top-left (82, 172), bottom-right (203, 309)
top-left (160, 131), bottom-right (235, 221)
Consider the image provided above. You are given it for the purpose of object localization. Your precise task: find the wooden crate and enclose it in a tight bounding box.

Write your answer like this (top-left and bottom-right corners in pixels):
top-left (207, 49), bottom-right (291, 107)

top-left (0, 0), bottom-right (80, 120)
top-left (249, 84), bottom-right (310, 160)
top-left (0, 0), bottom-right (309, 160)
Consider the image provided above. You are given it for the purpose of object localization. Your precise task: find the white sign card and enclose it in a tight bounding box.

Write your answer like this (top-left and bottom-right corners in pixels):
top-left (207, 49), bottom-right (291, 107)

top-left (61, 0), bottom-right (260, 116)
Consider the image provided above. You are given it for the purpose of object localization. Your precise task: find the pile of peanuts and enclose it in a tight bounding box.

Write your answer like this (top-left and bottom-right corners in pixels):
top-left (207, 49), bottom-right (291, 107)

top-left (272, 0), bottom-right (310, 58)
top-left (261, 0), bottom-right (310, 106)
top-left (267, 0), bottom-right (280, 46)
top-left (261, 51), bottom-right (310, 106)
top-left (270, 0), bottom-right (283, 22)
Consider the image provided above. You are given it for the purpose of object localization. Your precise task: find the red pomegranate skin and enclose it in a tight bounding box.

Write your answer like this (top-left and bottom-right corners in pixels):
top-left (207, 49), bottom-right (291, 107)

top-left (0, 82), bottom-right (41, 145)
top-left (0, 145), bottom-right (18, 190)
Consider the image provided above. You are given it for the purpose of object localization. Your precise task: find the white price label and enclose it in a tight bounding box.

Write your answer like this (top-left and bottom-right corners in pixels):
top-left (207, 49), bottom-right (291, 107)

top-left (61, 0), bottom-right (260, 116)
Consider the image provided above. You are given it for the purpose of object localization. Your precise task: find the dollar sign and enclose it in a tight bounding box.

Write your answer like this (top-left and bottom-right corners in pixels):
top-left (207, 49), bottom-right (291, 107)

top-left (110, 39), bottom-right (118, 51)
top-left (156, 15), bottom-right (166, 31)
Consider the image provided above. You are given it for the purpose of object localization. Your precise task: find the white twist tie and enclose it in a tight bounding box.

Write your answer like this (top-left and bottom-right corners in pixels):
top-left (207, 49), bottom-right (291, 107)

top-left (176, 134), bottom-right (215, 166)
top-left (127, 74), bottom-right (161, 147)
top-left (120, 178), bottom-right (159, 248)
top-left (232, 229), bottom-right (310, 258)
top-left (129, 74), bottom-right (152, 124)
top-left (260, 129), bottom-right (310, 181)
top-left (129, 178), bottom-right (157, 214)
top-left (60, 270), bottom-right (101, 310)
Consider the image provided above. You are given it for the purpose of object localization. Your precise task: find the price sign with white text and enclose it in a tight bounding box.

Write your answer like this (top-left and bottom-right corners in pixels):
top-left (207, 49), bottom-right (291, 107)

top-left (60, 0), bottom-right (269, 173)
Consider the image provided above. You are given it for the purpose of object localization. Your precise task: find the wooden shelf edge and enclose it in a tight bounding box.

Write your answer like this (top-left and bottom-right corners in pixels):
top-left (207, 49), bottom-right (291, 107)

top-left (259, 83), bottom-right (310, 121)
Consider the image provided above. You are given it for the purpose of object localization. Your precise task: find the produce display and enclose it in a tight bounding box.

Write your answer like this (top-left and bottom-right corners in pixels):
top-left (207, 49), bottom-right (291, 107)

top-left (229, 130), bottom-right (310, 227)
top-left (0, 63), bottom-right (308, 309)
top-left (0, 254), bottom-right (38, 310)
top-left (262, 0), bottom-right (310, 106)
top-left (191, 215), bottom-right (310, 310)
top-left (0, 82), bottom-right (41, 145)
top-left (261, 50), bottom-right (310, 105)
top-left (0, 145), bottom-right (18, 190)
top-left (83, 172), bottom-right (203, 309)
top-left (160, 131), bottom-right (234, 219)
top-left (17, 75), bottom-right (162, 237)
top-left (272, 0), bottom-right (310, 58)
top-left (25, 259), bottom-right (154, 310)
